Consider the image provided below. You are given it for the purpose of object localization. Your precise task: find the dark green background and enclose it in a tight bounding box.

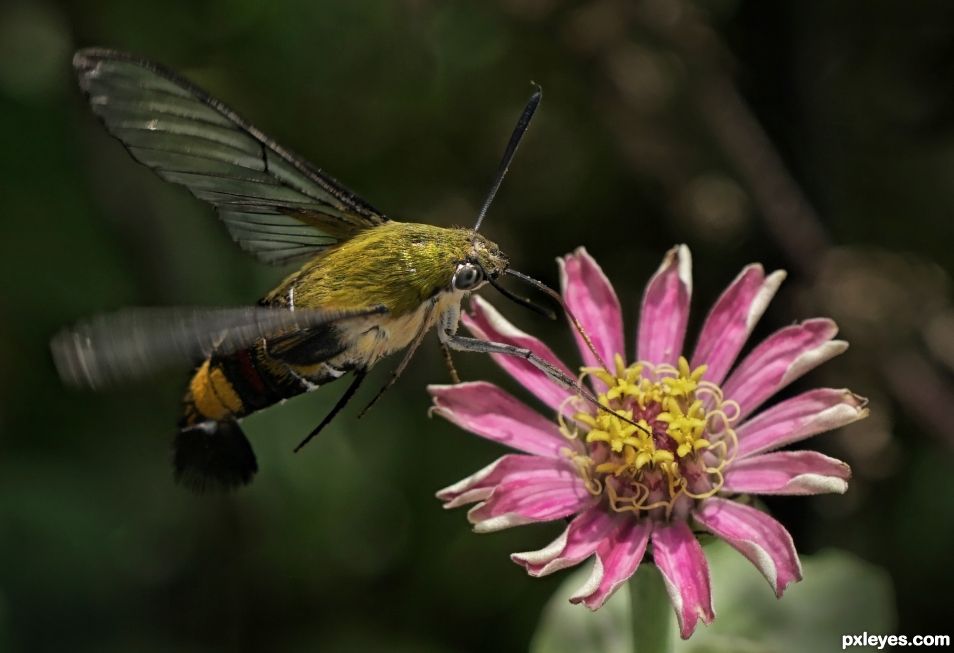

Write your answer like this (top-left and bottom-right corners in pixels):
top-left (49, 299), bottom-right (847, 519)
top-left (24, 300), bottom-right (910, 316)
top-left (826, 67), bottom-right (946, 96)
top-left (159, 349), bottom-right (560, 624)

top-left (3, 1), bottom-right (953, 651)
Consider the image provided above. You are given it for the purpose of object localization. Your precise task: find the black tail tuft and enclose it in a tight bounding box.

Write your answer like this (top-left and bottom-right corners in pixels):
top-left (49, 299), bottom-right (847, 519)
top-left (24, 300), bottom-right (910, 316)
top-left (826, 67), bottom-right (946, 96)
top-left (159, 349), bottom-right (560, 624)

top-left (173, 420), bottom-right (258, 492)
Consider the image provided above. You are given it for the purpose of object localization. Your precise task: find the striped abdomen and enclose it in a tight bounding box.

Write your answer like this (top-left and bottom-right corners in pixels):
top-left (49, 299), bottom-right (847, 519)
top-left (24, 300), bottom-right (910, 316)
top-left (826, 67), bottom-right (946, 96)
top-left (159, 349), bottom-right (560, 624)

top-left (175, 336), bottom-right (348, 492)
top-left (179, 319), bottom-right (350, 428)
top-left (180, 344), bottom-right (307, 427)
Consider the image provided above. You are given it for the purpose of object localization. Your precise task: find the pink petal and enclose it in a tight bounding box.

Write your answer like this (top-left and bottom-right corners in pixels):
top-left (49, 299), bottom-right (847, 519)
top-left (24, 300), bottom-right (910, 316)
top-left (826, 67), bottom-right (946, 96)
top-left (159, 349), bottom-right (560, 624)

top-left (437, 454), bottom-right (573, 508)
top-left (569, 519), bottom-right (651, 609)
top-left (558, 247), bottom-right (626, 371)
top-left (722, 319), bottom-right (847, 419)
top-left (636, 245), bottom-right (693, 366)
top-left (512, 505), bottom-right (619, 576)
top-left (429, 382), bottom-right (577, 458)
top-left (695, 498), bottom-right (802, 597)
top-left (463, 297), bottom-right (576, 414)
top-left (691, 264), bottom-right (787, 385)
top-left (723, 450), bottom-right (852, 495)
top-left (467, 473), bottom-right (594, 532)
top-left (652, 521), bottom-right (714, 639)
top-left (736, 388), bottom-right (869, 458)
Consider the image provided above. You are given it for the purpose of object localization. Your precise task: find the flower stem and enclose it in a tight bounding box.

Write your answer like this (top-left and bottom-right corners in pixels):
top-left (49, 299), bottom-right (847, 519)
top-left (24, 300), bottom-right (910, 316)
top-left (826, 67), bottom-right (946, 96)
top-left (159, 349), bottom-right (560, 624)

top-left (629, 564), bottom-right (674, 653)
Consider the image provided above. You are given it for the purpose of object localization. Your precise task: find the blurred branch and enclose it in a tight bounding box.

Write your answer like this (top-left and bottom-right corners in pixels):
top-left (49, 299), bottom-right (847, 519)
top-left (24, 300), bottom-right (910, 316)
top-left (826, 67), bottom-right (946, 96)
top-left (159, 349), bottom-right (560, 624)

top-left (637, 1), bottom-right (954, 447)
top-left (692, 73), bottom-right (831, 280)
top-left (501, 0), bottom-right (954, 448)
top-left (631, 1), bottom-right (830, 279)
top-left (881, 349), bottom-right (954, 448)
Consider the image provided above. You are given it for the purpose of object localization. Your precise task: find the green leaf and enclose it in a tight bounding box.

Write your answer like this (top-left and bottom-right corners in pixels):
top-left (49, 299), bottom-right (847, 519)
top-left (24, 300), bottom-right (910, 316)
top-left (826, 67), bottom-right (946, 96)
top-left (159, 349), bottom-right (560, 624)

top-left (529, 559), bottom-right (631, 653)
top-left (530, 542), bottom-right (895, 653)
top-left (676, 541), bottom-right (896, 653)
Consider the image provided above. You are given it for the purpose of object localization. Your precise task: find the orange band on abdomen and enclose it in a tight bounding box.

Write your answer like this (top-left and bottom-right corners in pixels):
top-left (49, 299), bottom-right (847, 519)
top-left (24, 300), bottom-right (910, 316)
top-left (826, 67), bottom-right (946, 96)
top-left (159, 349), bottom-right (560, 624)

top-left (189, 360), bottom-right (243, 420)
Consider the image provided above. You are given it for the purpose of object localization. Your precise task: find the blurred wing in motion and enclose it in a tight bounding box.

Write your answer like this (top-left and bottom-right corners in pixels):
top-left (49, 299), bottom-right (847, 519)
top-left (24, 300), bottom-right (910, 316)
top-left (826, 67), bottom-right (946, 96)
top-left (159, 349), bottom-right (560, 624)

top-left (73, 48), bottom-right (389, 265)
top-left (51, 305), bottom-right (387, 389)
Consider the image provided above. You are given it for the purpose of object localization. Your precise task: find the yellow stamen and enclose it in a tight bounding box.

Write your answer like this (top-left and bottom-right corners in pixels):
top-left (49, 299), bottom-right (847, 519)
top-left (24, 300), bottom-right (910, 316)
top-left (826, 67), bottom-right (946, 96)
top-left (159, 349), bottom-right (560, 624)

top-left (566, 357), bottom-right (738, 517)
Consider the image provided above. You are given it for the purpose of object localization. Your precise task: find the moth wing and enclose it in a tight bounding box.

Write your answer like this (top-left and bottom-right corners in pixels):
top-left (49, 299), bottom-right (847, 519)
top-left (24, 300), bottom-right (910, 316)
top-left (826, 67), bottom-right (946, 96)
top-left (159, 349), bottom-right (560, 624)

top-left (264, 326), bottom-right (348, 367)
top-left (74, 48), bottom-right (388, 265)
top-left (51, 305), bottom-right (387, 389)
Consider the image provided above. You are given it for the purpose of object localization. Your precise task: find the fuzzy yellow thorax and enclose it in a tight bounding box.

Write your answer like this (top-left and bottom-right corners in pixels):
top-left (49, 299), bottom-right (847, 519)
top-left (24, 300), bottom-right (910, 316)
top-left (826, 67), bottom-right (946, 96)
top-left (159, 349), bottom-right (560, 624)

top-left (268, 222), bottom-right (508, 315)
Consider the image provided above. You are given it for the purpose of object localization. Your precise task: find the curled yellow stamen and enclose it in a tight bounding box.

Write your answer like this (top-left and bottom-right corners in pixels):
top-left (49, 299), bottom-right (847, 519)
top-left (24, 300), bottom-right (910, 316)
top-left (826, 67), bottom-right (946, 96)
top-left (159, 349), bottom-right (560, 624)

top-left (562, 449), bottom-right (603, 496)
top-left (561, 353), bottom-right (741, 520)
top-left (557, 395), bottom-right (584, 440)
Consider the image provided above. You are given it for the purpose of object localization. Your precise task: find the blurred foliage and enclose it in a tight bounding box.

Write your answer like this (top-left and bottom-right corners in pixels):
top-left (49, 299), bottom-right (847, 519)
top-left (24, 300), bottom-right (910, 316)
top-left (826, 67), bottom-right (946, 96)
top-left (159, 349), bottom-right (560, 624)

top-left (531, 540), bottom-right (895, 653)
top-left (2, 0), bottom-right (953, 651)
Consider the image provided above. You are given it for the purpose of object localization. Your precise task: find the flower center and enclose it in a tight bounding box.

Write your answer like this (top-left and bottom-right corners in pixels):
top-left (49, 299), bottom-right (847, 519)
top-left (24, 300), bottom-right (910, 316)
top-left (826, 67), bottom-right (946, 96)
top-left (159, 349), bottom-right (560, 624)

top-left (560, 355), bottom-right (739, 520)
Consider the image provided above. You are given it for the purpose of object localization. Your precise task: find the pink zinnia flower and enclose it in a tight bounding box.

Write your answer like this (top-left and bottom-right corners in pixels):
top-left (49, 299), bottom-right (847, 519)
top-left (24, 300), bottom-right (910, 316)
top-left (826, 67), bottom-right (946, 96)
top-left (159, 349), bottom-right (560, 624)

top-left (429, 246), bottom-right (868, 639)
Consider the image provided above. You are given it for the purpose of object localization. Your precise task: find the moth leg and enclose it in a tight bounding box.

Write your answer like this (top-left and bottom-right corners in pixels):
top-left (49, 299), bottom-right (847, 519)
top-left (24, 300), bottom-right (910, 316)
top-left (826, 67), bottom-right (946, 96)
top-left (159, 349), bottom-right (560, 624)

top-left (293, 369), bottom-right (367, 452)
top-left (440, 333), bottom-right (596, 403)
top-left (440, 341), bottom-right (461, 384)
top-left (357, 301), bottom-right (437, 418)
top-left (441, 332), bottom-right (650, 434)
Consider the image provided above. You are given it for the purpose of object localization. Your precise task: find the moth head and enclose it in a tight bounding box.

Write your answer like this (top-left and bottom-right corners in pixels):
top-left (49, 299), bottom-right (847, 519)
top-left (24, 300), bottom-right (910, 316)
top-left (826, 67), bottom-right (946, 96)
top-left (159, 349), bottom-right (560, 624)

top-left (454, 235), bottom-right (508, 291)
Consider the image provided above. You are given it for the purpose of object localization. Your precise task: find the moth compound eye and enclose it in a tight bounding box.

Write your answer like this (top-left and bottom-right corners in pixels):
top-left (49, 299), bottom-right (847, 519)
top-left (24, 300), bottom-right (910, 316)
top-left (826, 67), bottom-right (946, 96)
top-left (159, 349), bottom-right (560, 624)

top-left (453, 263), bottom-right (483, 290)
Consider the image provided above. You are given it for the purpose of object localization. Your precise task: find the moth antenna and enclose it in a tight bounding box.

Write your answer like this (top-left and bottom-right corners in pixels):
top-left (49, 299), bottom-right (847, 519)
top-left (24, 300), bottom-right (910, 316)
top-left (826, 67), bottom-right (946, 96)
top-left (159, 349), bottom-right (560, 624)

top-left (472, 83), bottom-right (542, 239)
top-left (504, 268), bottom-right (609, 371)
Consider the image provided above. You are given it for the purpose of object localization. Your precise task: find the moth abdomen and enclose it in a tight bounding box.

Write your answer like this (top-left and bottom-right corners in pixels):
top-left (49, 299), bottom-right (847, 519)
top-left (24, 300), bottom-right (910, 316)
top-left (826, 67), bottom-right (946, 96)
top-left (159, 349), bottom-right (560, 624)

top-left (176, 338), bottom-right (356, 491)
top-left (176, 346), bottom-right (309, 491)
top-left (173, 419), bottom-right (258, 492)
top-left (181, 346), bottom-right (309, 427)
